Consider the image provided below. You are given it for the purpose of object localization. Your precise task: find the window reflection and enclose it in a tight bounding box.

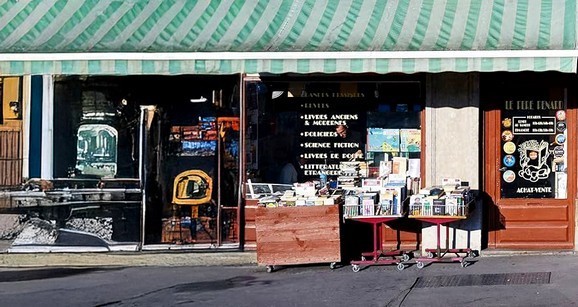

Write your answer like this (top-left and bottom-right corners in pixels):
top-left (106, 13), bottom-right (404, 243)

top-left (76, 124), bottom-right (118, 178)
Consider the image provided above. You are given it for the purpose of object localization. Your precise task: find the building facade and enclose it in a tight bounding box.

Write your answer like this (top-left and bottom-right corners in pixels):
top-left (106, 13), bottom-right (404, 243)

top-left (0, 0), bottom-right (577, 253)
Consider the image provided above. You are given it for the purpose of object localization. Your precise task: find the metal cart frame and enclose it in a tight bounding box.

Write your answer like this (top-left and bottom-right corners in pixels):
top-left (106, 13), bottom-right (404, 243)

top-left (409, 216), bottom-right (476, 268)
top-left (345, 215), bottom-right (411, 272)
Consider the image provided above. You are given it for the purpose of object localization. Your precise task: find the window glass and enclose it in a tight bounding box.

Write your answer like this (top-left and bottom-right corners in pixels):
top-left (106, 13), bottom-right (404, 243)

top-left (244, 80), bottom-right (423, 184)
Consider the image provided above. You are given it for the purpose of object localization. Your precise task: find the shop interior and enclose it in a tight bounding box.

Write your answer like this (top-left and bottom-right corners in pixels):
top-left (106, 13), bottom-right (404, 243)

top-left (243, 74), bottom-right (429, 262)
top-left (52, 75), bottom-right (241, 246)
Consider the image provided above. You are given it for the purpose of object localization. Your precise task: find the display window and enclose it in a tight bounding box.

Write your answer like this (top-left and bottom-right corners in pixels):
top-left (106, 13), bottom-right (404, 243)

top-left (0, 77), bottom-right (23, 187)
top-left (244, 78), bottom-right (424, 186)
top-left (1, 75), bottom-right (242, 250)
top-left (243, 76), bottom-right (425, 261)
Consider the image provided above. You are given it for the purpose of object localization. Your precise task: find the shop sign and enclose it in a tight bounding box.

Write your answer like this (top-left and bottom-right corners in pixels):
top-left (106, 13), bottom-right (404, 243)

top-left (297, 103), bottom-right (364, 178)
top-left (511, 116), bottom-right (556, 135)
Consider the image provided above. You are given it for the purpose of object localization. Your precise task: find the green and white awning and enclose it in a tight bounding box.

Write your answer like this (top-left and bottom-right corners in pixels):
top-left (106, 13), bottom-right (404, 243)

top-left (0, 0), bottom-right (576, 75)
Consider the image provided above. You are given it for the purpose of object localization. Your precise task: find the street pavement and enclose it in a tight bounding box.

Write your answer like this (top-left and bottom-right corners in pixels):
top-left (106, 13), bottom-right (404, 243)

top-left (0, 250), bottom-right (578, 306)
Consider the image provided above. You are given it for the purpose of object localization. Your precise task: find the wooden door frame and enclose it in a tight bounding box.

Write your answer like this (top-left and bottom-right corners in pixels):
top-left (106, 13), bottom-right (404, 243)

top-left (483, 107), bottom-right (500, 249)
top-left (483, 77), bottom-right (576, 249)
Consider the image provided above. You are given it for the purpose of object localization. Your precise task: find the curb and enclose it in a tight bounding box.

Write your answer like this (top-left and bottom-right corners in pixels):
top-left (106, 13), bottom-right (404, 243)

top-left (1, 250), bottom-right (576, 268)
top-left (479, 250), bottom-right (576, 257)
top-left (0, 251), bottom-right (258, 268)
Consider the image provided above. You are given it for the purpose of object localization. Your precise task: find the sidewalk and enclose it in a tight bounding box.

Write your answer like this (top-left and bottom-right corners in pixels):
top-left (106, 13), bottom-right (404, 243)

top-left (0, 247), bottom-right (575, 268)
top-left (2, 251), bottom-right (578, 306)
top-left (0, 250), bottom-right (258, 267)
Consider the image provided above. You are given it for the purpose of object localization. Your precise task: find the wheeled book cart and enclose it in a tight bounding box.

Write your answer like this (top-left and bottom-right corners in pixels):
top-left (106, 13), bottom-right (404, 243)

top-left (408, 198), bottom-right (476, 269)
top-left (256, 205), bottom-right (342, 273)
top-left (343, 202), bottom-right (411, 272)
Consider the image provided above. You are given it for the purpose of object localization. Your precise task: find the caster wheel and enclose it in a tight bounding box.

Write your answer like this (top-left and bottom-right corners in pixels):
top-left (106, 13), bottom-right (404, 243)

top-left (401, 253), bottom-right (411, 262)
top-left (416, 261), bottom-right (425, 269)
top-left (397, 263), bottom-right (406, 271)
top-left (352, 264), bottom-right (360, 273)
top-left (330, 262), bottom-right (337, 270)
top-left (426, 252), bottom-right (435, 259)
top-left (266, 265), bottom-right (274, 273)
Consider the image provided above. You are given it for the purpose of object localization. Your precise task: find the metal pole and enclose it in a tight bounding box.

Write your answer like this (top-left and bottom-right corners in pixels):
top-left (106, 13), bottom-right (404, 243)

top-left (138, 106), bottom-right (154, 250)
top-left (138, 106), bottom-right (146, 250)
top-left (217, 117), bottom-right (222, 247)
top-left (238, 74), bottom-right (246, 250)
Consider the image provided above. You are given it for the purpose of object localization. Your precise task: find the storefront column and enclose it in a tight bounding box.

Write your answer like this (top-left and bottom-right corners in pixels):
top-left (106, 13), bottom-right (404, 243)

top-left (21, 75), bottom-right (31, 180)
top-left (423, 72), bottom-right (482, 254)
top-left (28, 76), bottom-right (43, 178)
top-left (40, 75), bottom-right (53, 179)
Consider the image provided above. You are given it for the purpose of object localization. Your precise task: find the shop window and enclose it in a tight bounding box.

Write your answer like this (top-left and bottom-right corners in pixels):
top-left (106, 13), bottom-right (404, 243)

top-left (1, 77), bottom-right (23, 122)
top-left (244, 79), bottom-right (423, 185)
top-left (75, 124), bottom-right (118, 178)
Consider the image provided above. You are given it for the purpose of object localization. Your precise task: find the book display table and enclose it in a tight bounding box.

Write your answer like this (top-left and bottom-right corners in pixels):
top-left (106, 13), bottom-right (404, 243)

top-left (408, 215), bottom-right (475, 268)
top-left (344, 214), bottom-right (410, 272)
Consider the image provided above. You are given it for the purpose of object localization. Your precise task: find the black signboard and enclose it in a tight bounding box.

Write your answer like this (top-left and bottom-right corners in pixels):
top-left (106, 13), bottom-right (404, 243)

top-left (297, 99), bottom-right (365, 178)
top-left (512, 116), bottom-right (556, 135)
top-left (500, 99), bottom-right (566, 198)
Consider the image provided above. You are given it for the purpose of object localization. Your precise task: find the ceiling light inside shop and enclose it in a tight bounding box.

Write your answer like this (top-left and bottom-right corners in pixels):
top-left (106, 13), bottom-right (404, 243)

top-left (272, 91), bottom-right (284, 99)
top-left (190, 96), bottom-right (207, 103)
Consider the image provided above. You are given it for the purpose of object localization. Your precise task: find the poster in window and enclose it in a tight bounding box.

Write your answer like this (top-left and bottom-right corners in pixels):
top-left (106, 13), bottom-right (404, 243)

top-left (367, 128), bottom-right (399, 152)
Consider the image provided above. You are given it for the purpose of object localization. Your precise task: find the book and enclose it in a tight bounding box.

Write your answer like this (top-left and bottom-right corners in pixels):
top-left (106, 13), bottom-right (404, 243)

top-left (392, 157), bottom-right (408, 175)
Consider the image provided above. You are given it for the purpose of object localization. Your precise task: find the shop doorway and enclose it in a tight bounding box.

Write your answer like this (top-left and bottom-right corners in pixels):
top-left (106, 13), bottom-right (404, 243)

top-left (139, 77), bottom-right (241, 248)
top-left (483, 72), bottom-right (576, 250)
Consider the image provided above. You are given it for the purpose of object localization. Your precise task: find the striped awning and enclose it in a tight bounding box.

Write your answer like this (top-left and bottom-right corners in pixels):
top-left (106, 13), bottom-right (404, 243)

top-left (0, 0), bottom-right (576, 75)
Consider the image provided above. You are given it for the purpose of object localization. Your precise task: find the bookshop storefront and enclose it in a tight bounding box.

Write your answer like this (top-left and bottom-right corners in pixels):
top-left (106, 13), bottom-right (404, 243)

top-left (241, 71), bottom-right (578, 252)
top-left (483, 72), bottom-right (577, 250)
top-left (1, 1), bottom-right (578, 253)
